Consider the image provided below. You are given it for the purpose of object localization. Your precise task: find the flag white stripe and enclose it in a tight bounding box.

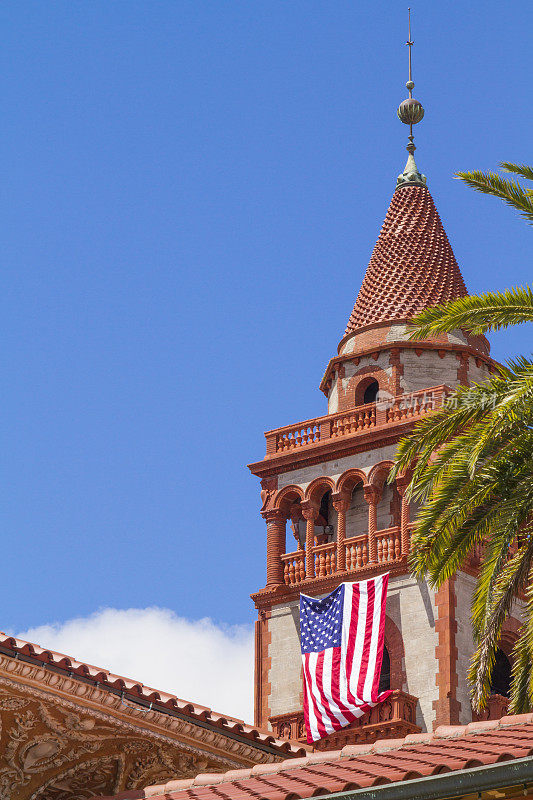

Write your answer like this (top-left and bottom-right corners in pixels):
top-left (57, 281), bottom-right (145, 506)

top-left (321, 648), bottom-right (349, 726)
top-left (340, 581), bottom-right (353, 709)
top-left (364, 575), bottom-right (383, 699)
top-left (303, 654), bottom-right (320, 741)
top-left (308, 651), bottom-right (335, 735)
top-left (349, 579), bottom-right (368, 703)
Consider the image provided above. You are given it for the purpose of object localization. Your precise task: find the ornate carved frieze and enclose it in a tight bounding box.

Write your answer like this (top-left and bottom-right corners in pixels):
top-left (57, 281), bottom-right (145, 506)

top-left (269, 689), bottom-right (420, 751)
top-left (0, 653), bottom-right (279, 800)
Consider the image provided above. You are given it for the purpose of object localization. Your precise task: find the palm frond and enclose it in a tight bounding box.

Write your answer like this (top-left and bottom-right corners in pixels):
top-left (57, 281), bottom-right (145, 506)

top-left (407, 287), bottom-right (533, 339)
top-left (509, 586), bottom-right (533, 714)
top-left (455, 169), bottom-right (533, 224)
top-left (469, 539), bottom-right (533, 710)
top-left (501, 162), bottom-right (533, 182)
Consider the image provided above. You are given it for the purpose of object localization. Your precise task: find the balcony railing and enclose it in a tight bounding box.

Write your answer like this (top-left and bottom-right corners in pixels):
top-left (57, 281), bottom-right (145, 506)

top-left (313, 541), bottom-right (337, 577)
top-left (265, 386), bottom-right (449, 456)
top-left (281, 526), bottom-right (407, 587)
top-left (269, 689), bottom-right (420, 749)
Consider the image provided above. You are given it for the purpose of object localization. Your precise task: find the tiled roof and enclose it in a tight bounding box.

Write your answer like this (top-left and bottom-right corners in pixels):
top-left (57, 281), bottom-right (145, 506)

top-left (101, 714), bottom-right (533, 800)
top-left (345, 185), bottom-right (468, 335)
top-left (0, 632), bottom-right (307, 759)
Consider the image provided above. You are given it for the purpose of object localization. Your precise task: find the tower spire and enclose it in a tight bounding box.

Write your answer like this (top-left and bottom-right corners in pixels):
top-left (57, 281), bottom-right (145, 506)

top-left (397, 9), bottom-right (426, 187)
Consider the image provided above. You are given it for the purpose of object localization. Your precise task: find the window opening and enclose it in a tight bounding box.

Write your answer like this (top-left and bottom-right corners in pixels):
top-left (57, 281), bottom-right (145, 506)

top-left (378, 646), bottom-right (391, 693)
top-left (491, 648), bottom-right (511, 697)
top-left (363, 380), bottom-right (379, 405)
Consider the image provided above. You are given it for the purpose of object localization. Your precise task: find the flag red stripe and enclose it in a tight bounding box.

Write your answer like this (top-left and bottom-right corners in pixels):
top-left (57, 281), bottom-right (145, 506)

top-left (315, 650), bottom-right (341, 731)
top-left (302, 653), bottom-right (328, 741)
top-left (331, 647), bottom-right (358, 723)
top-left (344, 580), bottom-right (360, 706)
top-left (371, 573), bottom-right (389, 698)
top-left (356, 577), bottom-right (375, 700)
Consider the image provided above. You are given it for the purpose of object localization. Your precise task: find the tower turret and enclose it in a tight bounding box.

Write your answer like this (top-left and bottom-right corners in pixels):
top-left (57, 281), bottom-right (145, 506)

top-left (248, 16), bottom-right (516, 750)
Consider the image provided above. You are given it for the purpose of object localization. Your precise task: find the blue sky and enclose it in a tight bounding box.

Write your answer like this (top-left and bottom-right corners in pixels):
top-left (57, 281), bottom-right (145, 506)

top-left (1, 1), bottom-right (532, 637)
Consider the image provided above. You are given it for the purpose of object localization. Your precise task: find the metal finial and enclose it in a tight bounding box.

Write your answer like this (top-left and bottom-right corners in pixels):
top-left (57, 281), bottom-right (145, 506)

top-left (406, 8), bottom-right (414, 97)
top-left (396, 9), bottom-right (426, 188)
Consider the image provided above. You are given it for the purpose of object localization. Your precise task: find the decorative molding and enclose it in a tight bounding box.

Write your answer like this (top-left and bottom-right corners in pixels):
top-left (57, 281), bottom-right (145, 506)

top-left (0, 660), bottom-right (275, 768)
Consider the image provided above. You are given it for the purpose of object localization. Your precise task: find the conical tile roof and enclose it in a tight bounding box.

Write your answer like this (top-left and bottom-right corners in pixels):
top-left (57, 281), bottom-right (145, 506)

top-left (344, 184), bottom-right (468, 335)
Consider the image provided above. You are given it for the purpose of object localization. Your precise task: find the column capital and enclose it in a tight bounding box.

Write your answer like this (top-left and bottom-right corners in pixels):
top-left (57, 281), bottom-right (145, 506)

top-left (289, 502), bottom-right (302, 521)
top-left (363, 484), bottom-right (382, 504)
top-left (300, 501), bottom-right (319, 522)
top-left (262, 508), bottom-right (286, 524)
top-left (395, 472), bottom-right (413, 497)
top-left (332, 492), bottom-right (350, 513)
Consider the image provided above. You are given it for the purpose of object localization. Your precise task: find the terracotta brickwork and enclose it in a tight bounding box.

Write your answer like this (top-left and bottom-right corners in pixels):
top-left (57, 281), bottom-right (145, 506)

top-left (433, 578), bottom-right (460, 728)
top-left (254, 610), bottom-right (272, 729)
top-left (384, 613), bottom-right (406, 690)
top-left (344, 185), bottom-right (467, 333)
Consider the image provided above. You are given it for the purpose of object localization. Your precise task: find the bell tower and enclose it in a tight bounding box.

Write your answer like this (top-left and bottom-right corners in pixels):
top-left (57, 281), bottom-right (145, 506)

top-left (248, 23), bottom-right (518, 749)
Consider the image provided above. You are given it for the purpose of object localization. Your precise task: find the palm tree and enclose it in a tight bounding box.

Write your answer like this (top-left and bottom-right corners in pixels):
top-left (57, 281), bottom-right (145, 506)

top-left (390, 163), bottom-right (533, 714)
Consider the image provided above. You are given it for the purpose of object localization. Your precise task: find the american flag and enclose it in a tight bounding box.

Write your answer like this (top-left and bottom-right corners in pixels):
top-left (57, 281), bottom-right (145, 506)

top-left (299, 574), bottom-right (391, 743)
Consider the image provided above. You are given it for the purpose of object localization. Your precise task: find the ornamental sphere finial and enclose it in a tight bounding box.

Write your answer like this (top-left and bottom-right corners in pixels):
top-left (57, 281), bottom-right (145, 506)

top-left (397, 97), bottom-right (425, 125)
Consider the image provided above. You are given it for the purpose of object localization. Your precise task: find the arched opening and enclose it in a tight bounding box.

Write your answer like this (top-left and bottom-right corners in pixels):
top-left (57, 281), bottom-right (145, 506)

top-left (363, 380), bottom-right (379, 405)
top-left (343, 483), bottom-right (365, 542)
top-left (378, 646), bottom-right (391, 693)
top-left (289, 500), bottom-right (305, 549)
top-left (491, 648), bottom-right (511, 697)
top-left (275, 486), bottom-right (304, 553)
top-left (315, 490), bottom-right (335, 544)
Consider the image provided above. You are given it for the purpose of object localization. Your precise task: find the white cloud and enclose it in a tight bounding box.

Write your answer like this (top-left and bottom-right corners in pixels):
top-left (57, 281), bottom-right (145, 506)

top-left (16, 607), bottom-right (255, 724)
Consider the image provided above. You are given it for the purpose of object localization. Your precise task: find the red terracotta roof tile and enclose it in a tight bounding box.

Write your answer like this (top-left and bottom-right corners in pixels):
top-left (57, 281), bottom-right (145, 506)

top-left (345, 185), bottom-right (468, 335)
top-left (101, 714), bottom-right (533, 800)
top-left (0, 631), bottom-right (307, 759)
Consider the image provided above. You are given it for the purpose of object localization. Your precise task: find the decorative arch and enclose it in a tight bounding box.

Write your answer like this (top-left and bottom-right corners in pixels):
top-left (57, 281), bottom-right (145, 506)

top-left (384, 615), bottom-right (406, 690)
top-left (367, 460), bottom-right (395, 490)
top-left (354, 374), bottom-right (383, 407)
top-left (304, 476), bottom-right (336, 504)
top-left (274, 485), bottom-right (304, 516)
top-left (499, 616), bottom-right (521, 660)
top-left (335, 468), bottom-right (366, 497)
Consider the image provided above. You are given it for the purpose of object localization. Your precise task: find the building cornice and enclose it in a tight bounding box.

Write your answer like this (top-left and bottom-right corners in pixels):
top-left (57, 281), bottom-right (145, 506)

top-left (250, 559), bottom-right (410, 610)
top-left (248, 421), bottom-right (416, 479)
top-left (320, 340), bottom-right (499, 396)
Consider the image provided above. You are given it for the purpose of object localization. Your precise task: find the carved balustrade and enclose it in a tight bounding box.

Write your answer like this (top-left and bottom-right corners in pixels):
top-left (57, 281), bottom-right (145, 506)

top-left (280, 524), bottom-right (412, 587)
top-left (465, 538), bottom-right (520, 575)
top-left (376, 526), bottom-right (401, 563)
top-left (344, 535), bottom-right (369, 571)
top-left (385, 390), bottom-right (441, 423)
top-left (330, 406), bottom-right (375, 437)
top-left (313, 542), bottom-right (337, 578)
top-left (281, 551), bottom-right (305, 586)
top-left (269, 689), bottom-right (420, 748)
top-left (265, 386), bottom-right (449, 456)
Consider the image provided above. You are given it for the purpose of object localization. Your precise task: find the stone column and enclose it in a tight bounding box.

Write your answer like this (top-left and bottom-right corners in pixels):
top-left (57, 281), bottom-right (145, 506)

top-left (396, 477), bottom-right (411, 557)
top-left (301, 502), bottom-right (319, 579)
top-left (332, 493), bottom-right (350, 573)
top-left (364, 484), bottom-right (381, 563)
top-left (263, 509), bottom-right (286, 587)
